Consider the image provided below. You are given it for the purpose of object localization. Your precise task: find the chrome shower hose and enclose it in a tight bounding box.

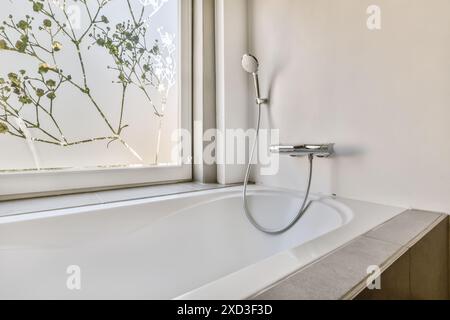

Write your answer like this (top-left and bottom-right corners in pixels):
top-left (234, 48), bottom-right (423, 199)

top-left (242, 104), bottom-right (314, 235)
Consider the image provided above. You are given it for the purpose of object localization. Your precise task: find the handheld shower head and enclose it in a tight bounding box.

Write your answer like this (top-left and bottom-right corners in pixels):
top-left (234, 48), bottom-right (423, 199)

top-left (242, 54), bottom-right (267, 105)
top-left (242, 54), bottom-right (259, 74)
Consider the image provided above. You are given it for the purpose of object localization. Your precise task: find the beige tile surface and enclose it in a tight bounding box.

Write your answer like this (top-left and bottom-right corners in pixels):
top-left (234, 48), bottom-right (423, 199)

top-left (365, 210), bottom-right (443, 247)
top-left (410, 217), bottom-right (449, 300)
top-left (356, 251), bottom-right (411, 300)
top-left (357, 215), bottom-right (449, 300)
top-left (254, 236), bottom-right (402, 300)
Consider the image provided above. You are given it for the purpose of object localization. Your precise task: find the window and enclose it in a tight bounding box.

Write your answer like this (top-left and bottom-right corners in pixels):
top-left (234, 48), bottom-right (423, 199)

top-left (0, 0), bottom-right (192, 198)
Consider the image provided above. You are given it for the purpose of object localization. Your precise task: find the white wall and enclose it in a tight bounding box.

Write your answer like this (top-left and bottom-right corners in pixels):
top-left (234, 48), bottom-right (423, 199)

top-left (248, 0), bottom-right (450, 213)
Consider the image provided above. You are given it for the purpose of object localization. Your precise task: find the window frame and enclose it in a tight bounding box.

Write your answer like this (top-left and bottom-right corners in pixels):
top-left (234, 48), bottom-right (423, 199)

top-left (0, 0), bottom-right (193, 201)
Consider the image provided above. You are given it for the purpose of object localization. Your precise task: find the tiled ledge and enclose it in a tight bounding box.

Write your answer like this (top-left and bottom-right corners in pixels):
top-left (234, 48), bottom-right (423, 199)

top-left (253, 210), bottom-right (448, 300)
top-left (0, 182), bottom-right (230, 217)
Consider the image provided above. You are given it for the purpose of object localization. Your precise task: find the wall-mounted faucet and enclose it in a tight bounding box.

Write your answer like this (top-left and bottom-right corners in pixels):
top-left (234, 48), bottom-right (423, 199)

top-left (270, 144), bottom-right (335, 158)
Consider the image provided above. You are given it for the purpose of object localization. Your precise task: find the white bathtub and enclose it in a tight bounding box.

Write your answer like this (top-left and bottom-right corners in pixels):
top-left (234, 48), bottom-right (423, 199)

top-left (0, 185), bottom-right (405, 300)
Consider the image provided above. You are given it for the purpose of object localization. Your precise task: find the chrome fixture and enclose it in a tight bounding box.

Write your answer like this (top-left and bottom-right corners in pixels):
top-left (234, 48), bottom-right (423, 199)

top-left (242, 53), bottom-right (335, 235)
top-left (241, 54), bottom-right (268, 105)
top-left (270, 144), bottom-right (335, 158)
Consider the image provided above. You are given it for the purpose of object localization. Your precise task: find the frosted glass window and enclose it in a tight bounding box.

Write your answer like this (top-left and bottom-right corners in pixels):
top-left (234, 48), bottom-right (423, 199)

top-left (0, 0), bottom-right (182, 172)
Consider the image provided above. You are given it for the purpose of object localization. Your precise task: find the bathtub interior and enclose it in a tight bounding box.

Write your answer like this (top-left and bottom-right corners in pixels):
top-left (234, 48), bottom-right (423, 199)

top-left (0, 187), bottom-right (352, 299)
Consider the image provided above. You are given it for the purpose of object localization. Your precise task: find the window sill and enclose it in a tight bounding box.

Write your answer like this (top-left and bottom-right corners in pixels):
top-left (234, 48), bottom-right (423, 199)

top-left (0, 182), bottom-right (231, 218)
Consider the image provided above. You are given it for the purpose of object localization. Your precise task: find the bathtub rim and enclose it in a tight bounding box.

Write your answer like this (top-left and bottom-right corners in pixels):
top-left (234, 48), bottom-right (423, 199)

top-left (0, 185), bottom-right (344, 224)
